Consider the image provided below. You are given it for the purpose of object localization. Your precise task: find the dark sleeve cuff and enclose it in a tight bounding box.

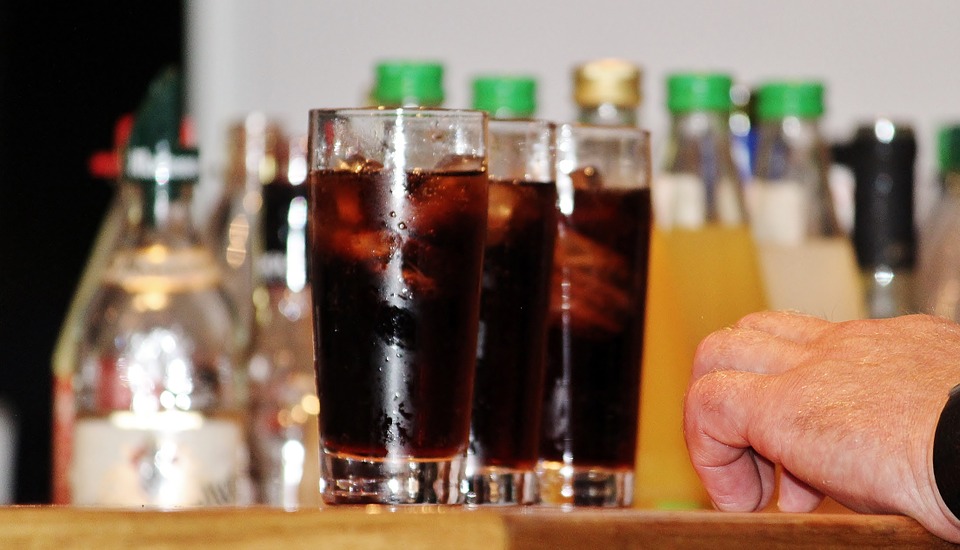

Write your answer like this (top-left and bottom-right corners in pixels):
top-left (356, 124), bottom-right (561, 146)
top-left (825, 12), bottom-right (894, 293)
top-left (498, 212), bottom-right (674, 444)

top-left (933, 384), bottom-right (960, 521)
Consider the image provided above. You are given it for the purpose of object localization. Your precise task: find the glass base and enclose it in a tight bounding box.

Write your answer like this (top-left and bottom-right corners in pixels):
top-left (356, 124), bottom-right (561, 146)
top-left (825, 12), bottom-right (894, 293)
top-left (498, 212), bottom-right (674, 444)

top-left (461, 467), bottom-right (536, 505)
top-left (320, 450), bottom-right (464, 505)
top-left (536, 460), bottom-right (633, 507)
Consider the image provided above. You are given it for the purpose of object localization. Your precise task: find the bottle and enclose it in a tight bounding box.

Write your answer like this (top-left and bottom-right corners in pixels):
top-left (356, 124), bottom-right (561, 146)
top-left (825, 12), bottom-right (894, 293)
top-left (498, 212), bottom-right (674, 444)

top-left (636, 72), bottom-right (767, 509)
top-left (835, 119), bottom-right (918, 318)
top-left (919, 125), bottom-right (960, 271)
top-left (69, 68), bottom-right (251, 507)
top-left (916, 125), bottom-right (960, 318)
top-left (246, 134), bottom-right (320, 508)
top-left (751, 81), bottom-right (864, 321)
top-left (472, 75), bottom-right (537, 119)
top-left (51, 114), bottom-right (133, 504)
top-left (372, 60), bottom-right (444, 108)
top-left (573, 58), bottom-right (642, 126)
top-left (205, 113), bottom-right (282, 354)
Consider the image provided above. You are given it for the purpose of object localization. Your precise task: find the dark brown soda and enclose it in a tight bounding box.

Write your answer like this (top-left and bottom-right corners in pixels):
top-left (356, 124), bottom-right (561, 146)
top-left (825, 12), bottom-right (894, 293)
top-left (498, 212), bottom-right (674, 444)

top-left (539, 186), bottom-right (651, 469)
top-left (309, 167), bottom-right (488, 459)
top-left (470, 179), bottom-right (558, 470)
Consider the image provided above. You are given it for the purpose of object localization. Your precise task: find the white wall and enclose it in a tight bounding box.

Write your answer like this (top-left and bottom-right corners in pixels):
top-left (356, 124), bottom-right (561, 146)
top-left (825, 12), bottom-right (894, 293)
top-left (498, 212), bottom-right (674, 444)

top-left (186, 0), bottom-right (960, 225)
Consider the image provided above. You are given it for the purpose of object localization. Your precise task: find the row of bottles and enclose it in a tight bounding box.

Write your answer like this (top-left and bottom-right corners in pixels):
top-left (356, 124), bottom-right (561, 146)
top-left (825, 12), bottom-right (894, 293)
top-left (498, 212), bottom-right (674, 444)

top-left (563, 61), bottom-right (923, 508)
top-left (51, 58), bottom-right (949, 509)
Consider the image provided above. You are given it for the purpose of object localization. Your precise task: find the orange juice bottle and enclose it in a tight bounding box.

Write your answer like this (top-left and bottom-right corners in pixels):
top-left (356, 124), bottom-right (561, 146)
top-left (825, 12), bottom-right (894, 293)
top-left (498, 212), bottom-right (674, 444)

top-left (635, 73), bottom-right (767, 509)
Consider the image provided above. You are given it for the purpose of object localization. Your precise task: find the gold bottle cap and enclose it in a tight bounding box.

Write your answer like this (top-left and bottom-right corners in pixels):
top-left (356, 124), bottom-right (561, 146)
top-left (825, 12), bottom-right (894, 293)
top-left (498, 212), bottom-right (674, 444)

top-left (574, 58), bottom-right (642, 108)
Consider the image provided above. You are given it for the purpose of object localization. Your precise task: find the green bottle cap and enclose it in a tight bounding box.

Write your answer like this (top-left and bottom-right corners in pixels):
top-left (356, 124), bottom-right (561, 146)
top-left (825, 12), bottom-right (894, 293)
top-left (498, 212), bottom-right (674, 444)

top-left (756, 81), bottom-right (825, 120)
top-left (938, 125), bottom-right (960, 174)
top-left (472, 75), bottom-right (537, 118)
top-left (373, 61), bottom-right (445, 107)
top-left (124, 66), bottom-right (199, 186)
top-left (666, 73), bottom-right (733, 113)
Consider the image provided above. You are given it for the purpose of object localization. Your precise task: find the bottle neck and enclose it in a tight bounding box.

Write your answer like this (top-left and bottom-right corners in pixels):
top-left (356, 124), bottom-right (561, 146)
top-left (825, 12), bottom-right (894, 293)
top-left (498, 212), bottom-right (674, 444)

top-left (752, 115), bottom-right (841, 242)
top-left (755, 116), bottom-right (822, 160)
top-left (119, 179), bottom-right (201, 249)
top-left (663, 110), bottom-right (738, 172)
top-left (656, 109), bottom-right (746, 230)
top-left (578, 103), bottom-right (638, 126)
top-left (667, 109), bottom-right (731, 141)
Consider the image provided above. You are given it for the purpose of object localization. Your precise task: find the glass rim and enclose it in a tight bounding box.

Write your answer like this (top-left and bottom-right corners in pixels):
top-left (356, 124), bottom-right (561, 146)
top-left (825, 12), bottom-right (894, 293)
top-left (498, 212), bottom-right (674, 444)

top-left (308, 106), bottom-right (487, 120)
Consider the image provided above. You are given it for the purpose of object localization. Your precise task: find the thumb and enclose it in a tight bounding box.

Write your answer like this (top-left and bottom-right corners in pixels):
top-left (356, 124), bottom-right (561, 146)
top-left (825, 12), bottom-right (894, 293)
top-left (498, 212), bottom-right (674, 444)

top-left (684, 369), bottom-right (776, 512)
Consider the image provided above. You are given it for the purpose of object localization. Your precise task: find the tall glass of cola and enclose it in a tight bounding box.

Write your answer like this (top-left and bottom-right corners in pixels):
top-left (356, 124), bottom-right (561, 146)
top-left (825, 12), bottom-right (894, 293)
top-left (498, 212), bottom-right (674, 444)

top-left (307, 108), bottom-right (488, 504)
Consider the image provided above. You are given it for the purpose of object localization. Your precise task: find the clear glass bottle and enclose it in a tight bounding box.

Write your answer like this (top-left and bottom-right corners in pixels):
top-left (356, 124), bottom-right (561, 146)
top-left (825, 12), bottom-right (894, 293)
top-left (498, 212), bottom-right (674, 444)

top-left (472, 75), bottom-right (537, 119)
top-left (637, 72), bottom-right (767, 509)
top-left (205, 113), bottom-right (284, 353)
top-left (835, 119), bottom-right (918, 319)
top-left (917, 124), bottom-right (960, 319)
top-left (371, 60), bottom-right (444, 108)
top-left (51, 114), bottom-right (132, 504)
top-left (246, 134), bottom-right (320, 508)
top-left (69, 69), bottom-right (250, 507)
top-left (573, 58), bottom-right (641, 126)
top-left (751, 81), bottom-right (864, 321)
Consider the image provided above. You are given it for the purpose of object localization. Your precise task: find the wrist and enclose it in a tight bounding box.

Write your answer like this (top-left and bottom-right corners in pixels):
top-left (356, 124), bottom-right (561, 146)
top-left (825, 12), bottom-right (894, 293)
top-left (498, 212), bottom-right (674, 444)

top-left (931, 384), bottom-right (960, 540)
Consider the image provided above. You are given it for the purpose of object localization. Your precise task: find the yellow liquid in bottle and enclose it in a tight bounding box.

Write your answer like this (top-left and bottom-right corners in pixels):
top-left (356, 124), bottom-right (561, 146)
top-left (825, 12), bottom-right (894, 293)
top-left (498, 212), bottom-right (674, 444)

top-left (634, 224), bottom-right (767, 509)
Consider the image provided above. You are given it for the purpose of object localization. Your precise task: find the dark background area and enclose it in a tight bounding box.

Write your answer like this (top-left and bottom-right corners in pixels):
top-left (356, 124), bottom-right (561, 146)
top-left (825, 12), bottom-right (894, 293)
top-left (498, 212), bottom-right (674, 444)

top-left (0, 2), bottom-right (184, 503)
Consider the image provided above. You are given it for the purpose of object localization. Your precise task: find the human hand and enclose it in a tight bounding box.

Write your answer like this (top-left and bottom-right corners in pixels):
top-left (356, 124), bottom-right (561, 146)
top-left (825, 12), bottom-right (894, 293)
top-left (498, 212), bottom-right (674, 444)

top-left (683, 311), bottom-right (960, 542)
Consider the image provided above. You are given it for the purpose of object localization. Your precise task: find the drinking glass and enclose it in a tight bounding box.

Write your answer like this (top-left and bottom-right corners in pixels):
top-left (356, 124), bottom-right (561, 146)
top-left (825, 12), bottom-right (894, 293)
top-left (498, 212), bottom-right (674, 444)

top-left (307, 108), bottom-right (488, 504)
top-left (537, 124), bottom-right (652, 507)
top-left (464, 119), bottom-right (558, 505)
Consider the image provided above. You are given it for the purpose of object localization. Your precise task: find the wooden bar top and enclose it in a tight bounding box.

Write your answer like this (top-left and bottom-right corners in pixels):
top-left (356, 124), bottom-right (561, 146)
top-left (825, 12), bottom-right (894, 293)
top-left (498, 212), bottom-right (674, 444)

top-left (0, 506), bottom-right (955, 549)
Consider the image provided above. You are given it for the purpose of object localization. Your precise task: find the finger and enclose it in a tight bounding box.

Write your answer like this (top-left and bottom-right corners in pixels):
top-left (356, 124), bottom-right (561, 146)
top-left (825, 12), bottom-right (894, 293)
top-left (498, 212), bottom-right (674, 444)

top-left (755, 451), bottom-right (777, 511)
top-left (735, 310), bottom-right (832, 344)
top-left (692, 326), bottom-right (809, 382)
top-left (777, 468), bottom-right (824, 512)
top-left (684, 370), bottom-right (775, 512)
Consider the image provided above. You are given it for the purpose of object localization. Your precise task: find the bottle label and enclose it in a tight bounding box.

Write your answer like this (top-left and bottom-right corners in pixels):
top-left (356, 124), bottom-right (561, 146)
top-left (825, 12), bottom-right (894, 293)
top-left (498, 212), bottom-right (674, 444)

top-left (654, 173), bottom-right (706, 229)
top-left (715, 177), bottom-right (745, 227)
top-left (752, 179), bottom-right (808, 246)
top-left (654, 173), bottom-right (743, 229)
top-left (70, 412), bottom-right (248, 507)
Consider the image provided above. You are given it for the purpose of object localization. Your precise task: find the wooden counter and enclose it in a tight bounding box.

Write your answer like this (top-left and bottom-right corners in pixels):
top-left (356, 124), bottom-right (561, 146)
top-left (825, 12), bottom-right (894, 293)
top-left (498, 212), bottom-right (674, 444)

top-left (0, 506), bottom-right (954, 549)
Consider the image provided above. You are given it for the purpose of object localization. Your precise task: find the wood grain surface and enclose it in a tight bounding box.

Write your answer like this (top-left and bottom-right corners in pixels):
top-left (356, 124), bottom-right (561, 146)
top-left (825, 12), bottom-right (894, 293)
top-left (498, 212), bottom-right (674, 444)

top-left (0, 506), bottom-right (953, 549)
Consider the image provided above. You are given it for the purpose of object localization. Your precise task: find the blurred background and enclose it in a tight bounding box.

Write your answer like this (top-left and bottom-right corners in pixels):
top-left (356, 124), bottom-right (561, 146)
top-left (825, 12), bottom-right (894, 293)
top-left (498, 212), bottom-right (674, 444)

top-left (2, 0), bottom-right (959, 503)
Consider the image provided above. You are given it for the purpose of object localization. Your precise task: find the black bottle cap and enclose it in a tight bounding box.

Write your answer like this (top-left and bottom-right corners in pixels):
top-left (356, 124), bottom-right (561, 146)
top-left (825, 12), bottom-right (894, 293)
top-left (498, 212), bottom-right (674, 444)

top-left (836, 120), bottom-right (917, 269)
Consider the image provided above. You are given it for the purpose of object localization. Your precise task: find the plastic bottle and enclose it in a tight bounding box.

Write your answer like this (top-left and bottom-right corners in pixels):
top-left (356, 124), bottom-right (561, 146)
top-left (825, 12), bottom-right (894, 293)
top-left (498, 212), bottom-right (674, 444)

top-left (751, 81), bottom-right (864, 321)
top-left (573, 58), bottom-right (642, 126)
top-left (636, 72), bottom-right (767, 510)
top-left (372, 60), bottom-right (445, 108)
top-left (472, 75), bottom-right (537, 119)
top-left (69, 68), bottom-right (250, 506)
top-left (916, 125), bottom-right (960, 318)
top-left (835, 119), bottom-right (918, 318)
